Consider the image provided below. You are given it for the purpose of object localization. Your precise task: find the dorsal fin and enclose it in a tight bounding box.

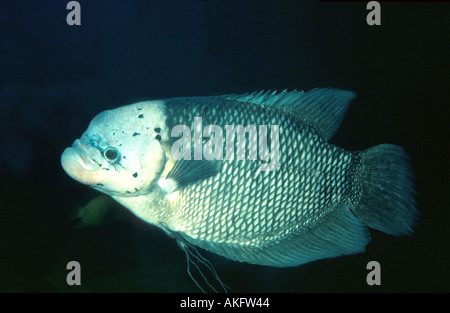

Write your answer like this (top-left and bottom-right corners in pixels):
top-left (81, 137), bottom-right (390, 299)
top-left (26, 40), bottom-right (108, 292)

top-left (222, 88), bottom-right (356, 141)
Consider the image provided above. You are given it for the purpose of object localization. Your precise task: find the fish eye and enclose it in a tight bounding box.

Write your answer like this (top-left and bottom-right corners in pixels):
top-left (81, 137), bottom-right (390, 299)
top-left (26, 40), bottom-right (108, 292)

top-left (103, 147), bottom-right (120, 163)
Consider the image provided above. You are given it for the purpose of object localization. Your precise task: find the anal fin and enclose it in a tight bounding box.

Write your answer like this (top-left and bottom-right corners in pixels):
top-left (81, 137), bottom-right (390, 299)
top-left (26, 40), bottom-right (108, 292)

top-left (197, 204), bottom-right (370, 267)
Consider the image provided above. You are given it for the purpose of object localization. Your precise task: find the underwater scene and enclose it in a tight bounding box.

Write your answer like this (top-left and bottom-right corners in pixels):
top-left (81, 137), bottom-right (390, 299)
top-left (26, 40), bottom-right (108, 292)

top-left (0, 0), bottom-right (449, 295)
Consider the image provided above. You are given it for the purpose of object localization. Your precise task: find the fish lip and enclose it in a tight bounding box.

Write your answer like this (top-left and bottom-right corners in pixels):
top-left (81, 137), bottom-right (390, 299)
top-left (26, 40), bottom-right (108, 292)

top-left (67, 139), bottom-right (99, 171)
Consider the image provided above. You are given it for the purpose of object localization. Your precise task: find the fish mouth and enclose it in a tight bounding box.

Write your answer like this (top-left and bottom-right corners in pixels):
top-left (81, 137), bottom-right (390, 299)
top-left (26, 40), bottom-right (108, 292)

top-left (61, 140), bottom-right (101, 184)
top-left (63, 139), bottom-right (99, 170)
top-left (72, 139), bottom-right (100, 170)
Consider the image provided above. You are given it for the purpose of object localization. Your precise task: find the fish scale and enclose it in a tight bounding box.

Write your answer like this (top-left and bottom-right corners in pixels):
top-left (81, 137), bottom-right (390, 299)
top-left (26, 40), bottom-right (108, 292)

top-left (162, 96), bottom-right (356, 264)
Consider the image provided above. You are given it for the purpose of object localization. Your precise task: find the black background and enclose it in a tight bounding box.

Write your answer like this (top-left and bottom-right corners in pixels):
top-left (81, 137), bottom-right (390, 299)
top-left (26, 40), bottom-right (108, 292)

top-left (0, 0), bottom-right (448, 293)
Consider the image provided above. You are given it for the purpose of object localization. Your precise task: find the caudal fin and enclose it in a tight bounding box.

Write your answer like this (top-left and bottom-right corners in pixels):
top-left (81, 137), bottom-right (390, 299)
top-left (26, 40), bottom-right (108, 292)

top-left (352, 144), bottom-right (419, 236)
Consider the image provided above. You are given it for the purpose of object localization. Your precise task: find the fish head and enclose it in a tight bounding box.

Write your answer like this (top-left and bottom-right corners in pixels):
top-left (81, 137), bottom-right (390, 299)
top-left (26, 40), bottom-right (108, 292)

top-left (61, 101), bottom-right (168, 197)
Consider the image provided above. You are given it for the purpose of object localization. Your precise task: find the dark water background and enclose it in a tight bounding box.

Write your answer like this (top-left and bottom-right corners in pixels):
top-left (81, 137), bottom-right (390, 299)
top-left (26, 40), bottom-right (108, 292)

top-left (0, 0), bottom-right (448, 293)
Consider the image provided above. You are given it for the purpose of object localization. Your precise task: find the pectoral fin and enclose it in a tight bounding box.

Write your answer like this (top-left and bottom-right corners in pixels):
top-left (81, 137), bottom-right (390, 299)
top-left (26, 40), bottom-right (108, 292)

top-left (158, 147), bottom-right (221, 193)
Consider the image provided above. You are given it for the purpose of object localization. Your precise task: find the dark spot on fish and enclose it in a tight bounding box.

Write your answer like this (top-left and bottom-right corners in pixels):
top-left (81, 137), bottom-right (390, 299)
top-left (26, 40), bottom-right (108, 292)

top-left (154, 127), bottom-right (161, 133)
top-left (155, 135), bottom-right (162, 141)
top-left (133, 132), bottom-right (140, 137)
top-left (96, 183), bottom-right (104, 187)
top-left (133, 172), bottom-right (138, 178)
top-left (119, 144), bottom-right (122, 146)
top-left (138, 114), bottom-right (144, 118)
top-left (138, 108), bottom-right (142, 111)
top-left (123, 155), bottom-right (126, 159)
top-left (91, 158), bottom-right (102, 167)
top-left (126, 191), bottom-right (131, 194)
top-left (102, 168), bottom-right (110, 171)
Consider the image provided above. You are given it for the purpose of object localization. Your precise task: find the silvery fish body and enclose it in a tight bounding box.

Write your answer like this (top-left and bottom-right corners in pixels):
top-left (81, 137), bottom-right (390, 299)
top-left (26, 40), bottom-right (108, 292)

top-left (61, 88), bottom-right (418, 268)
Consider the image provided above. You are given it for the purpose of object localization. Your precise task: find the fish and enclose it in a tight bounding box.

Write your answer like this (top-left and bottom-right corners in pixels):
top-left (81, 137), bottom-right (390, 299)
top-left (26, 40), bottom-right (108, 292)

top-left (61, 88), bottom-right (418, 283)
top-left (68, 194), bottom-right (128, 229)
